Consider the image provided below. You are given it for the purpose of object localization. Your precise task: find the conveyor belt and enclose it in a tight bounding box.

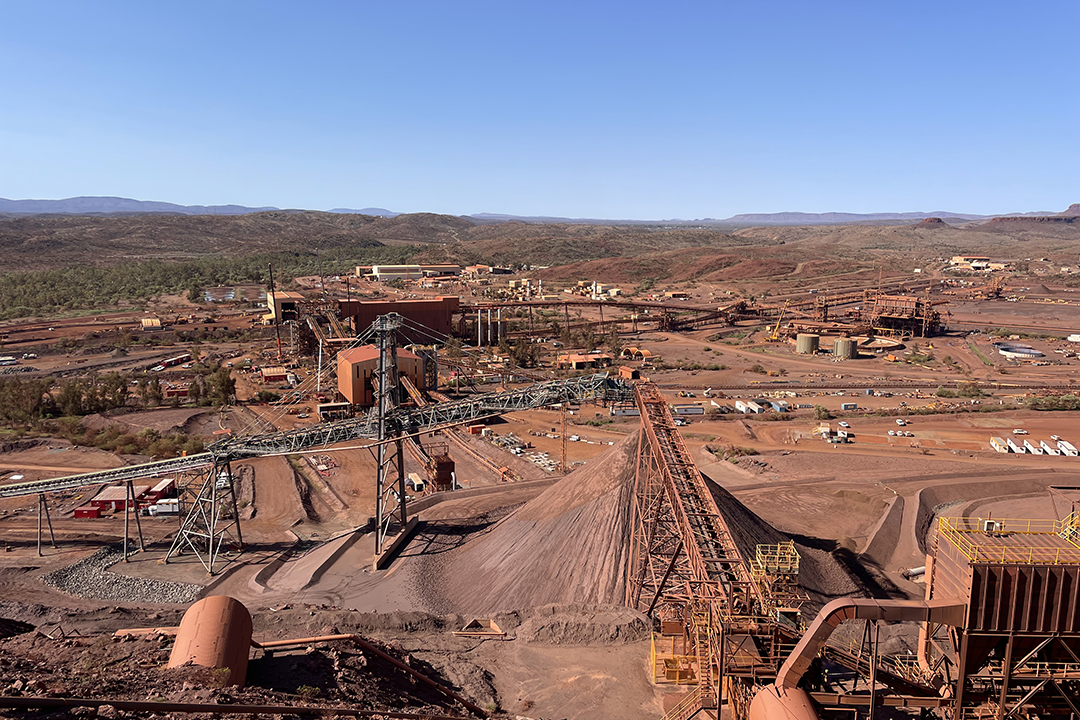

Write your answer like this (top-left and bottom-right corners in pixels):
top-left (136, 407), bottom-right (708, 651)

top-left (1, 374), bottom-right (630, 499)
top-left (636, 382), bottom-right (761, 613)
top-left (0, 453), bottom-right (214, 499)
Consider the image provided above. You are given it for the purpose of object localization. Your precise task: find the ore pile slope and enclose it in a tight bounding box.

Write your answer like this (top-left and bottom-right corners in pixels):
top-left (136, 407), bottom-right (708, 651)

top-left (434, 434), bottom-right (638, 614)
top-left (701, 471), bottom-right (871, 607)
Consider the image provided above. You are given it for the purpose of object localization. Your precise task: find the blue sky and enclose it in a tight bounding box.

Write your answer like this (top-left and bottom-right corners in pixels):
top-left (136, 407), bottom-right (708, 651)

top-left (2, 1), bottom-right (1077, 218)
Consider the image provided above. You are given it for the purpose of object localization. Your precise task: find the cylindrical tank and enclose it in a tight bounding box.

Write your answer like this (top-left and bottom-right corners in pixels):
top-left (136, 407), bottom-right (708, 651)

top-left (168, 596), bottom-right (253, 686)
top-left (749, 686), bottom-right (820, 720)
top-left (795, 334), bottom-right (820, 355)
top-left (833, 337), bottom-right (857, 360)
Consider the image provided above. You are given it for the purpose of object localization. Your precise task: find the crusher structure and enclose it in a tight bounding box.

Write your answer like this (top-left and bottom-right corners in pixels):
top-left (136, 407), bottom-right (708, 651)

top-left (868, 292), bottom-right (945, 337)
top-left (750, 512), bottom-right (1080, 720)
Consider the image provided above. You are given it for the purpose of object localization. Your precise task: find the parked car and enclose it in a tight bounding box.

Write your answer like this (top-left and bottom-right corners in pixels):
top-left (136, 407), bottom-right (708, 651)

top-left (838, 421), bottom-right (850, 428)
top-left (1013, 429), bottom-right (1028, 435)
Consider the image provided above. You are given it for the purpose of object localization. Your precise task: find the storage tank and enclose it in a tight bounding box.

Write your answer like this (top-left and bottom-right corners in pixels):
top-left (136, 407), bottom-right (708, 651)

top-left (833, 337), bottom-right (857, 360)
top-left (795, 334), bottom-right (820, 355)
top-left (168, 596), bottom-right (253, 686)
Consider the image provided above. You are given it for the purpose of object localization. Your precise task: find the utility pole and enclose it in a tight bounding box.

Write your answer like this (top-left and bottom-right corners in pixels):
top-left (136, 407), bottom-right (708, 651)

top-left (373, 313), bottom-right (409, 559)
top-left (561, 404), bottom-right (568, 474)
top-left (267, 263), bottom-right (283, 361)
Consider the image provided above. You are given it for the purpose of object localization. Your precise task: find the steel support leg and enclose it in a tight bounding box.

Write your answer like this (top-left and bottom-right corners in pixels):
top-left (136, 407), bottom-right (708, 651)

top-left (123, 483), bottom-right (131, 561)
top-left (129, 480), bottom-right (146, 552)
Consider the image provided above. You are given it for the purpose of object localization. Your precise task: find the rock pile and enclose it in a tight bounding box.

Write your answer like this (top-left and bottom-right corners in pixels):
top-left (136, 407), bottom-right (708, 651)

top-left (42, 546), bottom-right (202, 604)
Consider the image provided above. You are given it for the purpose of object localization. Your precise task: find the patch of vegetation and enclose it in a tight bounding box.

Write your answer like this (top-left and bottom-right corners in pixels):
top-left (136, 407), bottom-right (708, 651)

top-left (38, 419), bottom-right (204, 458)
top-left (989, 328), bottom-right (1058, 340)
top-left (706, 444), bottom-right (759, 461)
top-left (967, 342), bottom-right (994, 366)
top-left (0, 246), bottom-right (414, 320)
top-left (936, 383), bottom-right (985, 399)
top-left (1025, 394), bottom-right (1080, 411)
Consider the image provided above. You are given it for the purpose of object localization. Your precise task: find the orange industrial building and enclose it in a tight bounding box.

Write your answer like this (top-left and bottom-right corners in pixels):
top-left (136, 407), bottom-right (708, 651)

top-left (265, 291), bottom-right (305, 323)
top-left (338, 296), bottom-right (459, 342)
top-left (337, 345), bottom-right (428, 407)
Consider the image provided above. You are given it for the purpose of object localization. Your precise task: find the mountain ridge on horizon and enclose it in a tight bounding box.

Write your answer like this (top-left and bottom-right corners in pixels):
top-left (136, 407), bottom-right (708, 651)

top-left (0, 195), bottom-right (1070, 225)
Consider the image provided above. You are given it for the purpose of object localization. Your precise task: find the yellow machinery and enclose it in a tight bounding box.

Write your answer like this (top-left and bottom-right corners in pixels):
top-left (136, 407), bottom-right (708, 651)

top-left (766, 301), bottom-right (789, 342)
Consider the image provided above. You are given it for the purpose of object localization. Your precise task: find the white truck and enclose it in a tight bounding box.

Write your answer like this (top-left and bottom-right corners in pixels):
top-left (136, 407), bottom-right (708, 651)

top-left (148, 499), bottom-right (180, 516)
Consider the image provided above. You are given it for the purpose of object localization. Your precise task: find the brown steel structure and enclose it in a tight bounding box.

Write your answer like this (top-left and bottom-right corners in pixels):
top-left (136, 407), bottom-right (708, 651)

top-left (628, 377), bottom-right (1080, 719)
top-left (458, 299), bottom-right (754, 339)
top-left (869, 292), bottom-right (944, 337)
top-left (628, 381), bottom-right (794, 719)
top-left (926, 514), bottom-right (1080, 719)
top-left (461, 284), bottom-right (948, 343)
top-left (747, 514), bottom-right (1080, 720)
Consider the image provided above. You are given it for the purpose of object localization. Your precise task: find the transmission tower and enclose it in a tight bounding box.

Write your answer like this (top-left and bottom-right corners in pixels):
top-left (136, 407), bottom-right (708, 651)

top-left (164, 460), bottom-right (243, 575)
top-left (372, 313), bottom-right (413, 559)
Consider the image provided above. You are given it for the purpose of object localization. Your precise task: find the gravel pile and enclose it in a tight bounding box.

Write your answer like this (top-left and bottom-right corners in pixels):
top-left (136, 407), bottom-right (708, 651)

top-left (42, 546), bottom-right (201, 604)
top-left (425, 434), bottom-right (638, 615)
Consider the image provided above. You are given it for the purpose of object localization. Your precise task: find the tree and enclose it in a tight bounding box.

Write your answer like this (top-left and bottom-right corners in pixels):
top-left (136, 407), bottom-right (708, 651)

top-left (606, 329), bottom-right (624, 359)
top-left (188, 376), bottom-right (204, 406)
top-left (55, 379), bottom-right (87, 416)
top-left (813, 405), bottom-right (833, 420)
top-left (581, 326), bottom-right (597, 352)
top-left (146, 378), bottom-right (164, 407)
top-left (512, 339), bottom-right (539, 368)
top-left (205, 366), bottom-right (235, 406)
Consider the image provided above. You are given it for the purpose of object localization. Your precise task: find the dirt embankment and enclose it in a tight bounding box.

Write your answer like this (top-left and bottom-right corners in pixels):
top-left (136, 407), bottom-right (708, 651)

top-left (913, 477), bottom-right (1053, 555)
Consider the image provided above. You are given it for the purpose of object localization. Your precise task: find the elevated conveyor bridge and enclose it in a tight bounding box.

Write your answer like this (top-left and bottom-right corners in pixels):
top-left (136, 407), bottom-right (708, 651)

top-left (630, 381), bottom-right (798, 719)
top-left (0, 374), bottom-right (626, 499)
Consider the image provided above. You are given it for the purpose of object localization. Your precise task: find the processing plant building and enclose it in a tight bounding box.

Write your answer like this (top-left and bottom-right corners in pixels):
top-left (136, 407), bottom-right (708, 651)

top-left (337, 345), bottom-right (429, 407)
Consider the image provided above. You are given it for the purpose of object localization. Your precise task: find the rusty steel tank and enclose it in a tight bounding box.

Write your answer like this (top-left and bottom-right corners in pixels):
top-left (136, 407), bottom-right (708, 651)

top-left (167, 595), bottom-right (253, 686)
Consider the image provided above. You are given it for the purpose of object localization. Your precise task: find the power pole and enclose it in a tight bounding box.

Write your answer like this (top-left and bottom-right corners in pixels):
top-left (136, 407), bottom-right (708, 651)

top-left (561, 404), bottom-right (568, 474)
top-left (373, 313), bottom-right (410, 559)
top-left (267, 263), bottom-right (283, 361)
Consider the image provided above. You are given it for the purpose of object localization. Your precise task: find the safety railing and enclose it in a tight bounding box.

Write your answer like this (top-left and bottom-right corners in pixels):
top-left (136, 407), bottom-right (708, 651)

top-left (651, 633), bottom-right (698, 685)
top-left (985, 659), bottom-right (1080, 679)
top-left (937, 514), bottom-right (1080, 565)
top-left (661, 685), bottom-right (702, 720)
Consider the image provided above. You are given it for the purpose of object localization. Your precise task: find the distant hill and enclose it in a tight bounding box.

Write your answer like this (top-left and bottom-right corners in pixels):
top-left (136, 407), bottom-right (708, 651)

top-left (719, 210), bottom-right (993, 224)
top-left (328, 207), bottom-right (400, 217)
top-left (0, 196), bottom-right (279, 215)
top-left (0, 211), bottom-right (471, 272)
top-left (2, 195), bottom-right (1073, 227)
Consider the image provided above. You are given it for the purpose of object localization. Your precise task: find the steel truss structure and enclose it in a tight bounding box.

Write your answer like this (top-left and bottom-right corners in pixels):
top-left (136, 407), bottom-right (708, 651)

top-left (628, 382), bottom-right (794, 719)
top-left (164, 461), bottom-right (243, 574)
top-left (2, 313), bottom-right (630, 574)
top-left (371, 313), bottom-right (409, 557)
top-left (213, 371), bottom-right (626, 461)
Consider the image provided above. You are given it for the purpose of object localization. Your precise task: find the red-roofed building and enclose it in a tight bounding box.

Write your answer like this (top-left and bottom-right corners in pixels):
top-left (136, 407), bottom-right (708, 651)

top-left (89, 485), bottom-right (151, 511)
